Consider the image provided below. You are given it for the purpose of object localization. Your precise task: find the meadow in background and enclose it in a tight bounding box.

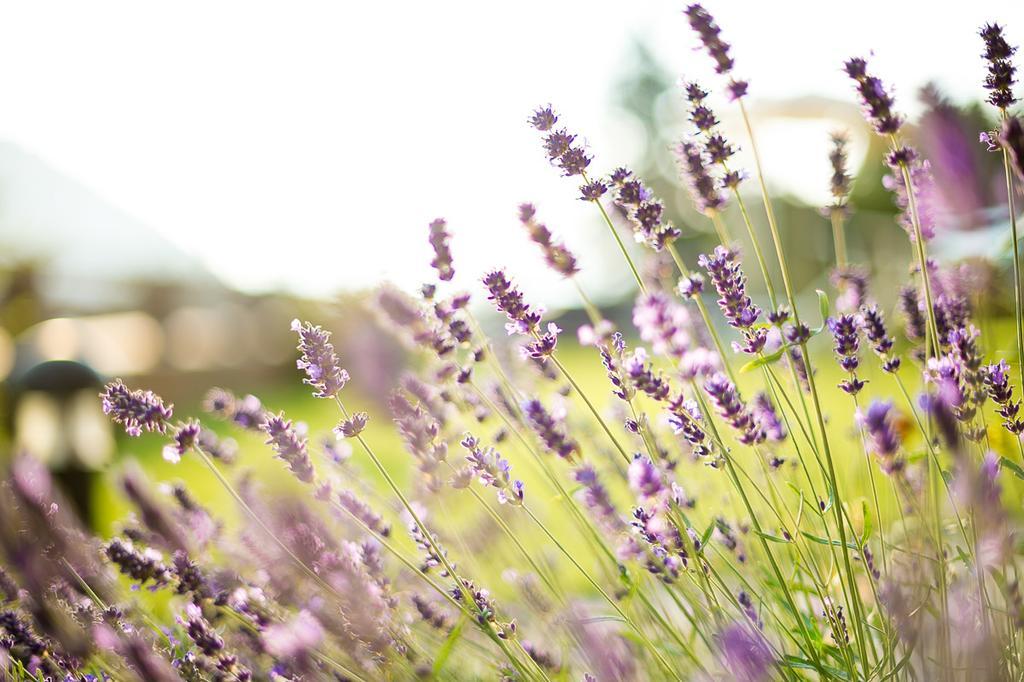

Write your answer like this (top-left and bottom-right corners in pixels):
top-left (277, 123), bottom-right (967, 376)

top-left (4, 3), bottom-right (1024, 681)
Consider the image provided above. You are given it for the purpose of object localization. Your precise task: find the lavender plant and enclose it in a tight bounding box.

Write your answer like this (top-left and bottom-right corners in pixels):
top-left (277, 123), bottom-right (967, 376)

top-left (5, 6), bottom-right (1024, 682)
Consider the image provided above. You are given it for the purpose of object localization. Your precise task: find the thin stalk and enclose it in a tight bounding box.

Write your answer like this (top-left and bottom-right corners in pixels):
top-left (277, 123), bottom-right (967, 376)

top-left (332, 397), bottom-right (538, 681)
top-left (666, 241), bottom-right (739, 384)
top-left (520, 505), bottom-right (684, 681)
top-left (583, 171), bottom-right (647, 293)
top-left (1000, 108), bottom-right (1024, 393)
top-left (546, 352), bottom-right (632, 462)
top-left (831, 207), bottom-right (849, 269)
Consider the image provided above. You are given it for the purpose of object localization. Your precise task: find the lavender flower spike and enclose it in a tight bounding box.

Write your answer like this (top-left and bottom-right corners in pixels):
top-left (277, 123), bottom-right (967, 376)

top-left (684, 4), bottom-right (748, 99)
top-left (698, 246), bottom-right (766, 355)
top-left (291, 319), bottom-right (350, 399)
top-left (262, 413), bottom-right (316, 484)
top-left (428, 218), bottom-right (455, 282)
top-left (522, 398), bottom-right (579, 459)
top-left (983, 359), bottom-right (1024, 435)
top-left (844, 57), bottom-right (902, 135)
top-left (857, 401), bottom-right (903, 474)
top-left (482, 269), bottom-right (542, 336)
top-left (827, 314), bottom-right (866, 395)
top-left (461, 434), bottom-right (524, 506)
top-left (704, 372), bottom-right (765, 446)
top-left (100, 379), bottom-right (173, 436)
top-left (979, 23), bottom-right (1017, 110)
top-left (519, 203), bottom-right (579, 278)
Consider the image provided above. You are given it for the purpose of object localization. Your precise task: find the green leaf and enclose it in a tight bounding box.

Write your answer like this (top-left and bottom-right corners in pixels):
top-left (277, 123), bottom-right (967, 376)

top-left (860, 499), bottom-right (874, 542)
top-left (782, 655), bottom-right (849, 680)
top-left (1001, 456), bottom-right (1024, 480)
top-left (700, 521), bottom-right (716, 548)
top-left (432, 616), bottom-right (467, 676)
top-left (800, 531), bottom-right (859, 551)
top-left (755, 530), bottom-right (791, 544)
top-left (812, 289), bottom-right (831, 334)
top-left (740, 348), bottom-right (785, 373)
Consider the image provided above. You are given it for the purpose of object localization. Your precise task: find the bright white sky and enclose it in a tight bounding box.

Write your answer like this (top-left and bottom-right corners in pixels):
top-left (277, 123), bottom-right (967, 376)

top-left (0, 1), bottom-right (1021, 304)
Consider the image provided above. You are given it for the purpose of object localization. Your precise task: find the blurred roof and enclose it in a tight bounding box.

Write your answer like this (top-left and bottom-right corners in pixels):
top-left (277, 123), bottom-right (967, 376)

top-left (0, 140), bottom-right (221, 310)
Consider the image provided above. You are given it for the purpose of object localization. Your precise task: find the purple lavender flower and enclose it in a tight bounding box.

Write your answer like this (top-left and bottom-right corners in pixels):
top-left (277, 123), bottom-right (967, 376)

top-left (608, 168), bottom-right (680, 250)
top-left (633, 291), bottom-right (693, 359)
top-left (984, 360), bottom-right (1024, 435)
top-left (980, 23), bottom-right (1017, 110)
top-left (826, 131), bottom-right (853, 212)
top-left (524, 322), bottom-right (562, 362)
top-left (858, 401), bottom-right (903, 473)
top-left (600, 332), bottom-right (636, 402)
top-left (529, 104), bottom-right (593, 181)
top-left (861, 304), bottom-right (901, 372)
top-left (461, 434), bottom-right (523, 506)
top-left (522, 398), bottom-right (578, 459)
top-left (899, 284), bottom-right (927, 346)
top-left (334, 411), bottom-right (369, 438)
top-left (100, 379), bottom-right (173, 436)
top-left (623, 348), bottom-right (670, 402)
top-left (163, 420), bottom-right (200, 464)
top-left (717, 623), bottom-right (773, 682)
top-left (627, 455), bottom-right (666, 501)
top-left (684, 4), bottom-right (748, 99)
top-left (482, 269), bottom-right (542, 336)
top-left (704, 373), bottom-right (765, 446)
top-left (699, 246), bottom-right (759, 328)
top-left (390, 392), bottom-right (448, 475)
top-left (751, 392), bottom-right (786, 442)
top-left (698, 246), bottom-right (766, 354)
top-left (668, 395), bottom-right (713, 460)
top-left (832, 266), bottom-right (867, 314)
top-left (1001, 116), bottom-right (1024, 184)
top-left (262, 413), bottom-right (315, 484)
top-left (573, 465), bottom-right (626, 532)
top-left (291, 319), bottom-right (350, 399)
top-left (518, 203), bottom-right (579, 277)
top-left (337, 489), bottom-right (391, 537)
top-left (883, 150), bottom-right (938, 242)
top-left (674, 139), bottom-right (726, 214)
top-left (428, 218), bottom-right (455, 282)
top-left (827, 314), bottom-right (866, 395)
top-left (845, 57), bottom-right (902, 135)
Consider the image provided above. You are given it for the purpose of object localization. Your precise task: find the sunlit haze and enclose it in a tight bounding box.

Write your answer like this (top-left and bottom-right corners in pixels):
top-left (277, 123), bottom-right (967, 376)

top-left (0, 1), bottom-right (1020, 303)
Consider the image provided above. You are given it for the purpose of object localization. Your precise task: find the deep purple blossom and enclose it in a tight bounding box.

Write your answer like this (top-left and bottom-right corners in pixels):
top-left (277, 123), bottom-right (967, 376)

top-left (984, 360), bottom-right (1024, 434)
top-left (623, 348), bottom-right (671, 402)
top-left (685, 4), bottom-right (748, 98)
top-left (668, 395), bottom-right (713, 459)
top-left (698, 246), bottom-right (760, 329)
top-left (861, 304), bottom-right (900, 372)
top-left (845, 57), bottom-right (902, 134)
top-left (291, 319), bottom-right (350, 399)
top-left (482, 269), bottom-right (543, 336)
top-left (628, 455), bottom-right (666, 500)
top-left (101, 379), bottom-right (173, 437)
top-left (704, 373), bottom-right (765, 446)
top-left (609, 168), bottom-right (680, 250)
top-left (858, 401), bottom-right (903, 473)
top-left (828, 314), bottom-right (866, 394)
top-left (980, 23), bottom-right (1017, 110)
top-left (163, 420), bottom-right (200, 464)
